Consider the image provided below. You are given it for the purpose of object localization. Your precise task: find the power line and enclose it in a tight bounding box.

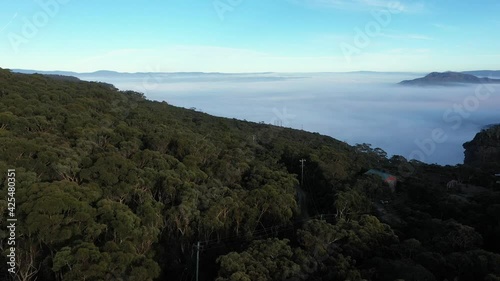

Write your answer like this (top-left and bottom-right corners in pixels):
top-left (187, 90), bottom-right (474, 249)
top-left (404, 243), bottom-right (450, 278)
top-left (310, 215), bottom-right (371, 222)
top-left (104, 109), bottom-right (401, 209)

top-left (195, 241), bottom-right (200, 281)
top-left (299, 159), bottom-right (306, 187)
top-left (190, 214), bottom-right (339, 278)
top-left (298, 158), bottom-right (321, 216)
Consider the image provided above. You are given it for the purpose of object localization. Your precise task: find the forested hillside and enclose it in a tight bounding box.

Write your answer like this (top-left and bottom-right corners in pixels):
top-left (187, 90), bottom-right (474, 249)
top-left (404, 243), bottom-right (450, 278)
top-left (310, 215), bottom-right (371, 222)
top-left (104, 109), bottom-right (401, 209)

top-left (0, 68), bottom-right (499, 281)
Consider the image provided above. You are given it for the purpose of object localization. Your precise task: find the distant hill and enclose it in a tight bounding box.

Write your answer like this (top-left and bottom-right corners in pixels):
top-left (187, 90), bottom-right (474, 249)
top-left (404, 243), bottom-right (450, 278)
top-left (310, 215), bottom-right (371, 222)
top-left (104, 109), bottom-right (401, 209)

top-left (13, 70), bottom-right (81, 81)
top-left (10, 70), bottom-right (121, 91)
top-left (399, 71), bottom-right (500, 86)
top-left (12, 69), bottom-right (274, 77)
top-left (40, 74), bottom-right (81, 82)
top-left (13, 69), bottom-right (80, 76)
top-left (11, 69), bottom-right (305, 83)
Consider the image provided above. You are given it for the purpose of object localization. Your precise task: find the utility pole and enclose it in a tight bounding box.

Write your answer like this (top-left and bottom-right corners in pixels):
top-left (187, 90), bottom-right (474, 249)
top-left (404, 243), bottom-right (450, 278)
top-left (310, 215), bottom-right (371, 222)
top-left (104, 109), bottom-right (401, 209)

top-left (299, 159), bottom-right (306, 187)
top-left (195, 241), bottom-right (200, 281)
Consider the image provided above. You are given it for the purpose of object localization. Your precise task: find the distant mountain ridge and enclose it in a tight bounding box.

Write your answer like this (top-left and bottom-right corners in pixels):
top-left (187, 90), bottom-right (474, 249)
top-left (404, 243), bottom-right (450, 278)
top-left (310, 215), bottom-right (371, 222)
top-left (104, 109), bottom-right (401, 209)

top-left (38, 74), bottom-right (81, 82)
top-left (12, 69), bottom-right (500, 76)
top-left (11, 69), bottom-right (305, 84)
top-left (462, 70), bottom-right (500, 77)
top-left (399, 71), bottom-right (500, 86)
top-left (12, 69), bottom-right (275, 76)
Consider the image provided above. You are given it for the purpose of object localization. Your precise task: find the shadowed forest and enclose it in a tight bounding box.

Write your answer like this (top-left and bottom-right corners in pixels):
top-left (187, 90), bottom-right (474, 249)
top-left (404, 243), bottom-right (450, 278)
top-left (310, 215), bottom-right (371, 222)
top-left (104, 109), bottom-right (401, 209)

top-left (0, 68), bottom-right (500, 281)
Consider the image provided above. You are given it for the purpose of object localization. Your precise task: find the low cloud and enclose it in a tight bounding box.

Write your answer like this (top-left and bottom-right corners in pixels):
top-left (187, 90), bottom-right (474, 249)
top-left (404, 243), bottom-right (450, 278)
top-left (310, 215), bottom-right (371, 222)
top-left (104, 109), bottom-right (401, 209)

top-left (72, 71), bottom-right (500, 165)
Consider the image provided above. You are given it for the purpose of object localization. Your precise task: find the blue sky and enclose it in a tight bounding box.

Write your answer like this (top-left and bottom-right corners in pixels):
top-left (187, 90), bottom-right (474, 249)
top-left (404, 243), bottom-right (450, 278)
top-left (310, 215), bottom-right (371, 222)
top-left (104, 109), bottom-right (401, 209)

top-left (1, 0), bottom-right (499, 72)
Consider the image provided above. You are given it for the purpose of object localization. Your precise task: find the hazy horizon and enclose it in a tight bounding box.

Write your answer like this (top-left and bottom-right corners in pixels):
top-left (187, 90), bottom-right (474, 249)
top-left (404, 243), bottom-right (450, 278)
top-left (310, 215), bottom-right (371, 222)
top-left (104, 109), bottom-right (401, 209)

top-left (9, 68), bottom-right (500, 76)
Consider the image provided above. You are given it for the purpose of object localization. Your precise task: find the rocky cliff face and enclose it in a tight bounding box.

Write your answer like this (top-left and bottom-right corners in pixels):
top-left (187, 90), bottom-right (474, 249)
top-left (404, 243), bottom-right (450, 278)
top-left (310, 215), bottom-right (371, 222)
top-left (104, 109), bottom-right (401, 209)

top-left (463, 125), bottom-right (500, 173)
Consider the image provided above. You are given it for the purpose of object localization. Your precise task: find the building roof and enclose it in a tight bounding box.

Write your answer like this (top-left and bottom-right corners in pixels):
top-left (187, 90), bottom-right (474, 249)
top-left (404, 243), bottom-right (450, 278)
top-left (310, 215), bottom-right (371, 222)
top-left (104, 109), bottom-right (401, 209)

top-left (365, 169), bottom-right (397, 182)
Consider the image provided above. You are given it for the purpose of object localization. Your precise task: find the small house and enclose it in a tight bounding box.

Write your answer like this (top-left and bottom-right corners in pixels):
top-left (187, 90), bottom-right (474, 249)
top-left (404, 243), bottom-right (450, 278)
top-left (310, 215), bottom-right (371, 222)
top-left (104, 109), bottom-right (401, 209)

top-left (365, 169), bottom-right (397, 191)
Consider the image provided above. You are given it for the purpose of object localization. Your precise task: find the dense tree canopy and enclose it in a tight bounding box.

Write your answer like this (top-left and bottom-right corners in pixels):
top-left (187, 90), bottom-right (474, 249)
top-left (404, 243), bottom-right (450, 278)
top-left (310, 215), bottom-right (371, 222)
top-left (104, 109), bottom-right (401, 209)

top-left (0, 68), bottom-right (499, 280)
